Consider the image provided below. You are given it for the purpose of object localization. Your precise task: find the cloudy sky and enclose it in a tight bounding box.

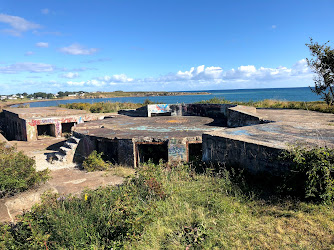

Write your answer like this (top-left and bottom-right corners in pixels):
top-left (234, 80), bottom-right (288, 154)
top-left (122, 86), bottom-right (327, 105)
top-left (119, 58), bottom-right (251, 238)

top-left (0, 0), bottom-right (333, 94)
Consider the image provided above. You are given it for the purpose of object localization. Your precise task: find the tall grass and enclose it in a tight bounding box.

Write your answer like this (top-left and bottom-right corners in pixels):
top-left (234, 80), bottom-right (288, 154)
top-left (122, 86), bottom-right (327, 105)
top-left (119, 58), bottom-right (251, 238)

top-left (1, 163), bottom-right (333, 249)
top-left (198, 98), bottom-right (334, 114)
top-left (59, 101), bottom-right (142, 113)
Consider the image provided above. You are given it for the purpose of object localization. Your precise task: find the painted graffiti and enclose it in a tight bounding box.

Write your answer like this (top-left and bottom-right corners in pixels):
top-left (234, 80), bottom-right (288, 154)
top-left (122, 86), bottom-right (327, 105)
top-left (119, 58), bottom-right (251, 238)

top-left (168, 139), bottom-right (186, 161)
top-left (148, 104), bottom-right (169, 114)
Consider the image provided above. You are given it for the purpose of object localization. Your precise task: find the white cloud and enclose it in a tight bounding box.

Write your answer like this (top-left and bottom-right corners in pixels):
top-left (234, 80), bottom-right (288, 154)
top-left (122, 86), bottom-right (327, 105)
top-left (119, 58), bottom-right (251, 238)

top-left (271, 25), bottom-right (277, 29)
top-left (0, 59), bottom-right (314, 94)
top-left (59, 43), bottom-right (98, 55)
top-left (67, 81), bottom-right (85, 86)
top-left (24, 51), bottom-right (34, 56)
top-left (0, 13), bottom-right (41, 36)
top-left (61, 72), bottom-right (79, 79)
top-left (0, 62), bottom-right (54, 74)
top-left (36, 42), bottom-right (49, 48)
top-left (66, 74), bottom-right (133, 87)
top-left (41, 9), bottom-right (50, 15)
top-left (100, 74), bottom-right (134, 83)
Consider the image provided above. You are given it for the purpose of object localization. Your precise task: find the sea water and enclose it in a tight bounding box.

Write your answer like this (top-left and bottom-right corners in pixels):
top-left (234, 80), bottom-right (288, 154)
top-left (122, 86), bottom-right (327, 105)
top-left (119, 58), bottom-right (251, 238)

top-left (23, 87), bottom-right (320, 108)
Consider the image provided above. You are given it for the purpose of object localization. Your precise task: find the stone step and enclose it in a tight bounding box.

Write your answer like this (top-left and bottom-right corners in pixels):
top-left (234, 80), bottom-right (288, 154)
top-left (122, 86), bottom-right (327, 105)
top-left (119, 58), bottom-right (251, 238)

top-left (54, 152), bottom-right (66, 162)
top-left (64, 141), bottom-right (76, 149)
top-left (59, 146), bottom-right (71, 155)
top-left (68, 136), bottom-right (80, 144)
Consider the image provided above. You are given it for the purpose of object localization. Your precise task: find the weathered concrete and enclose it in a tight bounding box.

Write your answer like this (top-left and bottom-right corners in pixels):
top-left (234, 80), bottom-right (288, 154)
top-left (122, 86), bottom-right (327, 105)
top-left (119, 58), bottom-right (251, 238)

top-left (73, 115), bottom-right (221, 167)
top-left (0, 168), bottom-right (124, 222)
top-left (203, 109), bottom-right (334, 174)
top-left (119, 104), bottom-right (263, 127)
top-left (0, 133), bottom-right (11, 147)
top-left (76, 107), bottom-right (334, 173)
top-left (2, 107), bottom-right (111, 141)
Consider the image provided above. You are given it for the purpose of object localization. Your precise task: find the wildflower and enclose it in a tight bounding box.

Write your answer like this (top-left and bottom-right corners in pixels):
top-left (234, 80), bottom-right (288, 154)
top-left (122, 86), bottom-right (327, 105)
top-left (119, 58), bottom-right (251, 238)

top-left (85, 193), bottom-right (88, 201)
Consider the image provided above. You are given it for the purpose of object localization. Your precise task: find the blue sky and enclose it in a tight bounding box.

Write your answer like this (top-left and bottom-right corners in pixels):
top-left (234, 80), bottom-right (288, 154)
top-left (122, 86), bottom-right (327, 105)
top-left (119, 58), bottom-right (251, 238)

top-left (0, 0), bottom-right (333, 94)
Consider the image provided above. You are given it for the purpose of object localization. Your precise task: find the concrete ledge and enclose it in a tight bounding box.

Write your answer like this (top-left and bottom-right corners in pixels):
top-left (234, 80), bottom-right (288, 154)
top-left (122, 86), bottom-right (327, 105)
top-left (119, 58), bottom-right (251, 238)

top-left (202, 133), bottom-right (289, 175)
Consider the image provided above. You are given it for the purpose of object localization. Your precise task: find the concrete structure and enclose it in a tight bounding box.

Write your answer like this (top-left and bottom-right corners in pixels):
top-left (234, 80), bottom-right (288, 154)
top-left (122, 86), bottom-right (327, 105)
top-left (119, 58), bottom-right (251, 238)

top-left (47, 104), bottom-right (334, 175)
top-left (2, 107), bottom-right (108, 141)
top-left (119, 103), bottom-right (263, 127)
top-left (202, 109), bottom-right (334, 175)
top-left (71, 116), bottom-right (219, 167)
top-left (68, 103), bottom-right (265, 167)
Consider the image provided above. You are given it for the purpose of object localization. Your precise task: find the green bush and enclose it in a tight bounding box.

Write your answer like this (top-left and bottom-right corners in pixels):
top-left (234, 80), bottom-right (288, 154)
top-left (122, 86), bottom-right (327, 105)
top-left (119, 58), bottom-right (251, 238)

top-left (0, 163), bottom-right (333, 249)
top-left (197, 98), bottom-right (334, 114)
top-left (280, 146), bottom-right (334, 203)
top-left (59, 101), bottom-right (142, 113)
top-left (0, 143), bottom-right (49, 197)
top-left (82, 150), bottom-right (111, 172)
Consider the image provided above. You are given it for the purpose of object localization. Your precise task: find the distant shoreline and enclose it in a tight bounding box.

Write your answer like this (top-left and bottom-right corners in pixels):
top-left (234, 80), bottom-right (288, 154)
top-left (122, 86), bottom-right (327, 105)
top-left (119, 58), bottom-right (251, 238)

top-left (0, 91), bottom-right (211, 109)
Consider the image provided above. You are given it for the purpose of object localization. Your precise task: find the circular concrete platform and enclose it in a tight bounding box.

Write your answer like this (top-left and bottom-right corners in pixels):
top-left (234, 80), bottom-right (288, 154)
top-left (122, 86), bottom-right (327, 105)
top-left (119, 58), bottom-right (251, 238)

top-left (74, 115), bottom-right (224, 140)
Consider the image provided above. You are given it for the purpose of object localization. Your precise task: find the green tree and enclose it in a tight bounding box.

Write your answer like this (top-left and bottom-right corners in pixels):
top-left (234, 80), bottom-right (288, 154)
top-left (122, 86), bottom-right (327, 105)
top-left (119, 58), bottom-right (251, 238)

top-left (306, 38), bottom-right (334, 106)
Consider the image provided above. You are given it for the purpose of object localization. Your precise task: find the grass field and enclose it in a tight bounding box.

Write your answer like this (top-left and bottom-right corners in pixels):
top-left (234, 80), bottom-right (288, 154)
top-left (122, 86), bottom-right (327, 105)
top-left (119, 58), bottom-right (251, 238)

top-left (1, 163), bottom-right (333, 249)
top-left (198, 97), bottom-right (334, 114)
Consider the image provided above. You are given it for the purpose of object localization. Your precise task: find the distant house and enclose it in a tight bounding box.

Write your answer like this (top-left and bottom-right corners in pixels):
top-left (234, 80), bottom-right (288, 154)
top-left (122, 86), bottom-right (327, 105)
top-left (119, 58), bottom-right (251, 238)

top-left (1, 96), bottom-right (7, 100)
top-left (37, 97), bottom-right (43, 100)
top-left (68, 94), bottom-right (77, 97)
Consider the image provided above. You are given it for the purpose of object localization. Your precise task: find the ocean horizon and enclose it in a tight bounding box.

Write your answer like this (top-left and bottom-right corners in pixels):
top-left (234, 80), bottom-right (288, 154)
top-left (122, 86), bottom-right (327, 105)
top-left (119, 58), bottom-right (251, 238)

top-left (21, 87), bottom-right (320, 108)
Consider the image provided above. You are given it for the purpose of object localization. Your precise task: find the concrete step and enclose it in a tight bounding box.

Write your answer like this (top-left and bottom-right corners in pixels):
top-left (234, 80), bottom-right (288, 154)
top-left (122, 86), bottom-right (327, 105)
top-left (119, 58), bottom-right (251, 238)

top-left (68, 136), bottom-right (80, 144)
top-left (64, 141), bottom-right (76, 149)
top-left (54, 152), bottom-right (66, 162)
top-left (59, 146), bottom-right (71, 155)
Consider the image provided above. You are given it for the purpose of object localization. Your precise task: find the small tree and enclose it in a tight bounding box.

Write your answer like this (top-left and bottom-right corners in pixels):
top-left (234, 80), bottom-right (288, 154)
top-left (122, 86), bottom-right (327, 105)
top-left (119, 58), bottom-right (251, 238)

top-left (306, 38), bottom-right (334, 106)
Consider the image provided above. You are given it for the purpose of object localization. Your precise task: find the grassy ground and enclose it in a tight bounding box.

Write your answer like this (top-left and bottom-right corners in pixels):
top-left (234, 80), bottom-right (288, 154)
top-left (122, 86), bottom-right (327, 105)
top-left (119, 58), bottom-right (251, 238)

top-left (0, 163), bottom-right (333, 249)
top-left (198, 97), bottom-right (334, 114)
top-left (59, 101), bottom-right (143, 113)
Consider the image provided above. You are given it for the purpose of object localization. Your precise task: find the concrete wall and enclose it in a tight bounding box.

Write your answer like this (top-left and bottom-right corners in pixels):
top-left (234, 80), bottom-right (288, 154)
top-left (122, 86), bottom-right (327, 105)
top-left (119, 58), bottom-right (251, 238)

top-left (202, 133), bottom-right (289, 175)
top-left (0, 133), bottom-right (12, 148)
top-left (3, 110), bottom-right (106, 141)
top-left (122, 103), bottom-right (262, 128)
top-left (25, 116), bottom-right (85, 141)
top-left (147, 104), bottom-right (171, 117)
top-left (168, 138), bottom-right (187, 163)
top-left (227, 106), bottom-right (261, 128)
top-left (2, 111), bottom-right (27, 141)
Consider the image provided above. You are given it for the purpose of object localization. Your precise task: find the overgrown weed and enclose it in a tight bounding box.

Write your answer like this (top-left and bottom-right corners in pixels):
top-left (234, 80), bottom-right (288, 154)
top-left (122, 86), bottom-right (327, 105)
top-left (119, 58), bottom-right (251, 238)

top-left (0, 142), bottom-right (49, 197)
top-left (0, 162), bottom-right (333, 249)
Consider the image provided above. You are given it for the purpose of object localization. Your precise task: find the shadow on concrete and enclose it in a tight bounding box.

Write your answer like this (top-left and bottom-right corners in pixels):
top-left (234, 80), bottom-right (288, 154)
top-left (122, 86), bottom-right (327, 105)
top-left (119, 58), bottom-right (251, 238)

top-left (46, 140), bottom-right (66, 150)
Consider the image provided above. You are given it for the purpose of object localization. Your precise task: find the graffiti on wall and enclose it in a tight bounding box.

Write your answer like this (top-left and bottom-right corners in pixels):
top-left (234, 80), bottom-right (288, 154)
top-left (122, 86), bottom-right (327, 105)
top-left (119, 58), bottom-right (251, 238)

top-left (148, 104), bottom-right (170, 114)
top-left (168, 138), bottom-right (186, 161)
top-left (26, 117), bottom-right (81, 139)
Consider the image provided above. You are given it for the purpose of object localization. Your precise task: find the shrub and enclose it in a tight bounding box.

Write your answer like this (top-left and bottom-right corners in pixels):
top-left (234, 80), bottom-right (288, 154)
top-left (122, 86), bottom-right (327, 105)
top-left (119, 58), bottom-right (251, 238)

top-left (279, 145), bottom-right (334, 203)
top-left (0, 143), bottom-right (49, 197)
top-left (59, 101), bottom-right (142, 113)
top-left (82, 150), bottom-right (111, 172)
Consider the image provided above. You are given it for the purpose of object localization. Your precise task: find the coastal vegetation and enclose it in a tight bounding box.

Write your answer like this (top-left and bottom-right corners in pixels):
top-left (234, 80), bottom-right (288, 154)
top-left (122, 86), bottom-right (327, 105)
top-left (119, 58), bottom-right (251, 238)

top-left (306, 39), bottom-right (334, 106)
top-left (58, 98), bottom-right (161, 113)
top-left (59, 101), bottom-right (143, 113)
top-left (0, 143), bottom-right (49, 197)
top-left (82, 150), bottom-right (111, 172)
top-left (0, 145), bottom-right (333, 248)
top-left (198, 98), bottom-right (334, 114)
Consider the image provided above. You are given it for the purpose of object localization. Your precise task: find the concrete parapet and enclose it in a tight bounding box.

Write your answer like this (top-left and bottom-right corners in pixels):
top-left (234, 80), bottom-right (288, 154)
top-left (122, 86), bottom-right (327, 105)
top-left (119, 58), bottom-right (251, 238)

top-left (202, 133), bottom-right (289, 175)
top-left (227, 105), bottom-right (262, 128)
